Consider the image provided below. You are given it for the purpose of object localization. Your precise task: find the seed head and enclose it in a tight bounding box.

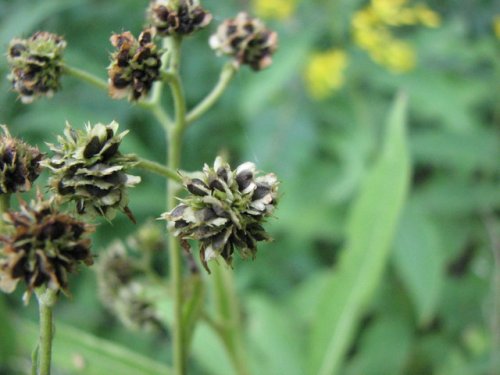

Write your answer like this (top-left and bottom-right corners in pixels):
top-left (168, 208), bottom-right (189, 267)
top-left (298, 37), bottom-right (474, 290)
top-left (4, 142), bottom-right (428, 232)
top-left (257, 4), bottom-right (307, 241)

top-left (108, 28), bottom-right (162, 101)
top-left (0, 125), bottom-right (43, 194)
top-left (6, 31), bottom-right (66, 103)
top-left (209, 12), bottom-right (278, 71)
top-left (161, 157), bottom-right (279, 272)
top-left (147, 0), bottom-right (212, 37)
top-left (0, 192), bottom-right (93, 301)
top-left (43, 121), bottom-right (141, 222)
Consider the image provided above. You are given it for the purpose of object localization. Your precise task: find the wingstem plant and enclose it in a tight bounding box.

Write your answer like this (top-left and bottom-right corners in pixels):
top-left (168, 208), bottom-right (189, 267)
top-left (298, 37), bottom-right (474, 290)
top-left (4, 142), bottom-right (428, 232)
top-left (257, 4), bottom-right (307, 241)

top-left (0, 2), bottom-right (280, 374)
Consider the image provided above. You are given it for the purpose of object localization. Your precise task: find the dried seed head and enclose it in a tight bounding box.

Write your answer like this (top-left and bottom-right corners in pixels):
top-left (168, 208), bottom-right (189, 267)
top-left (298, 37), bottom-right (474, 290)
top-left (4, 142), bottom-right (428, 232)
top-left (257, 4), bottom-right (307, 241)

top-left (43, 121), bottom-right (141, 222)
top-left (147, 0), bottom-right (212, 37)
top-left (6, 31), bottom-right (66, 103)
top-left (0, 125), bottom-right (43, 194)
top-left (209, 12), bottom-right (278, 71)
top-left (161, 157), bottom-right (279, 272)
top-left (108, 28), bottom-right (162, 101)
top-left (0, 192), bottom-right (93, 301)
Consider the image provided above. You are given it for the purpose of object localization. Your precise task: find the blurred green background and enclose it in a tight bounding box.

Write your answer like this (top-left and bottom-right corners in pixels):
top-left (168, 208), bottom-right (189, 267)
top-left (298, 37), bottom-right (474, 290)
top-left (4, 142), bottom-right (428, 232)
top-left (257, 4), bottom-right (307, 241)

top-left (0, 0), bottom-right (499, 374)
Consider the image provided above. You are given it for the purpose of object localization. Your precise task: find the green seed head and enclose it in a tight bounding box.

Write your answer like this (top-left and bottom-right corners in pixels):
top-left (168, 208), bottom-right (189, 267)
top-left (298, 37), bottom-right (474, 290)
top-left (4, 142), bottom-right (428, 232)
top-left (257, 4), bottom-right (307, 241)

top-left (43, 121), bottom-right (141, 222)
top-left (6, 31), bottom-right (66, 103)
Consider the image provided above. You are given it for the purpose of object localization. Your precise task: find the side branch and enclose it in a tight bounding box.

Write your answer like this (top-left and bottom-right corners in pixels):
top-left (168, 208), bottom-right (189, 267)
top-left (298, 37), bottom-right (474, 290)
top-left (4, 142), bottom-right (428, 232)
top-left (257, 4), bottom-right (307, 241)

top-left (186, 62), bottom-right (237, 125)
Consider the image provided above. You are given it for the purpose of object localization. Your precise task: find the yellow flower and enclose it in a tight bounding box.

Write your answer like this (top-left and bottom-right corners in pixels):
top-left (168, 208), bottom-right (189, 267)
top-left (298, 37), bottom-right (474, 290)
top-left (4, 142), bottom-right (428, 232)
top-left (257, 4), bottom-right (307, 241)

top-left (381, 40), bottom-right (416, 73)
top-left (304, 49), bottom-right (348, 99)
top-left (253, 0), bottom-right (297, 20)
top-left (494, 15), bottom-right (500, 39)
top-left (414, 4), bottom-right (441, 27)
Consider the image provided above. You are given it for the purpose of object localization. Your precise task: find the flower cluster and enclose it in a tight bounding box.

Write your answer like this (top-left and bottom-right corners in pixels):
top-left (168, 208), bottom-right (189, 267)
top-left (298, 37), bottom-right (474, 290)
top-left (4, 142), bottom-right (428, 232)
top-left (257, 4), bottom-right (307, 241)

top-left (0, 193), bottom-right (93, 300)
top-left (304, 49), bottom-right (348, 99)
top-left (108, 28), bottom-right (162, 101)
top-left (147, 0), bottom-right (212, 36)
top-left (210, 12), bottom-right (278, 71)
top-left (352, 0), bottom-right (440, 72)
top-left (0, 125), bottom-right (43, 194)
top-left (43, 121), bottom-right (141, 222)
top-left (253, 0), bottom-right (297, 20)
top-left (162, 157), bottom-right (279, 272)
top-left (6, 31), bottom-right (66, 103)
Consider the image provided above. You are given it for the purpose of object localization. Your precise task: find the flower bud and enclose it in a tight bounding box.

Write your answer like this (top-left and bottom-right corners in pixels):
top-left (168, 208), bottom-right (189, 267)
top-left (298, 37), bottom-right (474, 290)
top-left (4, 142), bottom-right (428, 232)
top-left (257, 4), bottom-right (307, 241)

top-left (161, 157), bottom-right (279, 272)
top-left (0, 192), bottom-right (93, 301)
top-left (147, 0), bottom-right (212, 37)
top-left (43, 121), bottom-right (141, 222)
top-left (0, 125), bottom-right (43, 194)
top-left (6, 32), bottom-right (66, 103)
top-left (209, 12), bottom-right (278, 71)
top-left (108, 28), bottom-right (162, 101)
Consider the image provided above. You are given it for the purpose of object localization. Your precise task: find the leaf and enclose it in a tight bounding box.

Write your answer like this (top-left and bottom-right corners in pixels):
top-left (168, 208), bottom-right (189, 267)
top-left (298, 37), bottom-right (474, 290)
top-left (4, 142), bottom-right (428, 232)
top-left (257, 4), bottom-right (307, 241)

top-left (15, 318), bottom-right (171, 375)
top-left (245, 295), bottom-right (304, 375)
top-left (0, 297), bottom-right (16, 363)
top-left (393, 203), bottom-right (445, 325)
top-left (344, 315), bottom-right (413, 375)
top-left (308, 92), bottom-right (411, 375)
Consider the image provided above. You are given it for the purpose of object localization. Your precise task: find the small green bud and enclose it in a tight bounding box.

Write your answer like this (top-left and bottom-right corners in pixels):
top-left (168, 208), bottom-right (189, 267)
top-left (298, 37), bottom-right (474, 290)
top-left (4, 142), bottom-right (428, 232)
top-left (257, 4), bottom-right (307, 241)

top-left (108, 28), bottom-right (162, 101)
top-left (0, 192), bottom-right (93, 302)
top-left (6, 31), bottom-right (66, 103)
top-left (209, 12), bottom-right (278, 71)
top-left (147, 0), bottom-right (212, 37)
top-left (0, 125), bottom-right (43, 194)
top-left (161, 157), bottom-right (279, 272)
top-left (43, 121), bottom-right (141, 222)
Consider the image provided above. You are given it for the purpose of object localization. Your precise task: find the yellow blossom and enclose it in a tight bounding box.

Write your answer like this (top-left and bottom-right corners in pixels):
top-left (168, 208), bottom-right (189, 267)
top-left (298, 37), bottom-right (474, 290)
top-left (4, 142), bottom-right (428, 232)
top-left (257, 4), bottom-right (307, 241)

top-left (414, 4), bottom-right (441, 27)
top-left (304, 49), bottom-right (348, 99)
top-left (494, 15), bottom-right (500, 39)
top-left (253, 0), bottom-right (297, 20)
top-left (381, 40), bottom-right (416, 73)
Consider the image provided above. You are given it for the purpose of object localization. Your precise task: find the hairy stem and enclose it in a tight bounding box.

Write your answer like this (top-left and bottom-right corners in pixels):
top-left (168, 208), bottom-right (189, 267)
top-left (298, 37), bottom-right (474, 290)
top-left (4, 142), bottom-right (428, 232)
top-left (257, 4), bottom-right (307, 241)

top-left (186, 62), bottom-right (238, 125)
top-left (166, 34), bottom-right (187, 375)
top-left (36, 288), bottom-right (57, 375)
top-left (135, 158), bottom-right (182, 182)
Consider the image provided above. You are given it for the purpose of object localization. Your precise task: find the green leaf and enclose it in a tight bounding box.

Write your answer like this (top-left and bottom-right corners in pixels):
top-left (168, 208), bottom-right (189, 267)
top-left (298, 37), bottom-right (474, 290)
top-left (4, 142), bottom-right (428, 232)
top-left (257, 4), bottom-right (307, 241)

top-left (0, 297), bottom-right (16, 363)
top-left (182, 274), bottom-right (205, 352)
top-left (393, 203), bottom-right (445, 325)
top-left (245, 295), bottom-right (304, 375)
top-left (344, 315), bottom-right (413, 375)
top-left (15, 318), bottom-right (171, 375)
top-left (308, 92), bottom-right (411, 375)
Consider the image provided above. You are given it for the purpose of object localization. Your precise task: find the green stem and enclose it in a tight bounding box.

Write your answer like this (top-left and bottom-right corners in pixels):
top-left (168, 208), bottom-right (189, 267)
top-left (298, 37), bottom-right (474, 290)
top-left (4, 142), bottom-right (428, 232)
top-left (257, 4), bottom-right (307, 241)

top-left (36, 288), bottom-right (57, 375)
top-left (135, 158), bottom-right (182, 182)
top-left (166, 34), bottom-right (187, 375)
top-left (0, 194), bottom-right (10, 232)
top-left (62, 64), bottom-right (108, 91)
top-left (186, 62), bottom-right (237, 125)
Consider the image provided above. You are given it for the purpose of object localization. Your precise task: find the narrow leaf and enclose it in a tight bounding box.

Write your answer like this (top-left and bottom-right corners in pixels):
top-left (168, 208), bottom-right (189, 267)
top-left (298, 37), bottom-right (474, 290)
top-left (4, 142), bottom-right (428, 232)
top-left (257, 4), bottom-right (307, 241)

top-left (308, 93), bottom-right (411, 375)
top-left (15, 318), bottom-right (171, 375)
top-left (393, 203), bottom-right (445, 324)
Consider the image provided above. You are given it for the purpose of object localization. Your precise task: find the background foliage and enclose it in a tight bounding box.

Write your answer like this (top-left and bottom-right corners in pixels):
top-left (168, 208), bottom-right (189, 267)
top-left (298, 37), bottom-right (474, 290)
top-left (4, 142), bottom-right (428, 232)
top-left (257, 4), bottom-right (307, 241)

top-left (0, 0), bottom-right (498, 374)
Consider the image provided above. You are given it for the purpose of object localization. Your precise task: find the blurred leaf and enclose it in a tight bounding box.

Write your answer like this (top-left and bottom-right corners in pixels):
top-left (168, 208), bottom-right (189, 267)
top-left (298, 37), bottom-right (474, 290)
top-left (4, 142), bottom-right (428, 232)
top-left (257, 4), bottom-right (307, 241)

top-left (239, 30), bottom-right (314, 118)
top-left (308, 93), bottom-right (411, 375)
top-left (344, 315), bottom-right (413, 375)
top-left (15, 318), bottom-right (171, 375)
top-left (182, 274), bottom-right (205, 352)
top-left (0, 297), bottom-right (16, 363)
top-left (393, 203), bottom-right (445, 325)
top-left (245, 295), bottom-right (304, 375)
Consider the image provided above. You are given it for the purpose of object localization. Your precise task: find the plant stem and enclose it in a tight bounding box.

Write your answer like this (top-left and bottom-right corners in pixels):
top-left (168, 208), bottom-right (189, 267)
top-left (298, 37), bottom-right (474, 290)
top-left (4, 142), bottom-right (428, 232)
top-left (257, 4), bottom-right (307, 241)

top-left (62, 64), bottom-right (108, 91)
top-left (36, 288), bottom-right (57, 375)
top-left (135, 158), bottom-right (182, 182)
top-left (0, 194), bottom-right (10, 232)
top-left (186, 62), bottom-right (237, 125)
top-left (166, 34), bottom-right (187, 375)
